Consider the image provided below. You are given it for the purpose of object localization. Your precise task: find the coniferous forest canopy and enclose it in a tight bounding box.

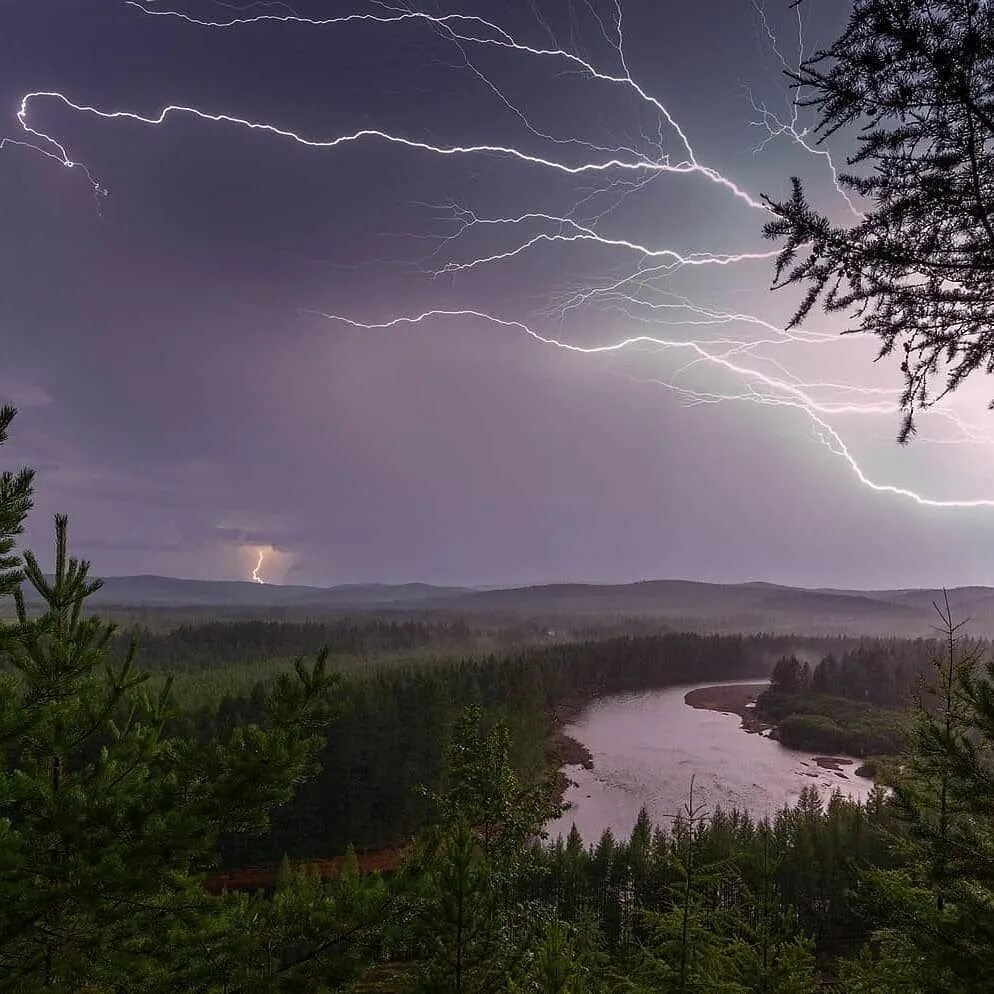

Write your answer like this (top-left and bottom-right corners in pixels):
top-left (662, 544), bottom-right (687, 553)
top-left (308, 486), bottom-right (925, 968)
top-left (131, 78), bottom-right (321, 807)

top-left (7, 1), bottom-right (994, 992)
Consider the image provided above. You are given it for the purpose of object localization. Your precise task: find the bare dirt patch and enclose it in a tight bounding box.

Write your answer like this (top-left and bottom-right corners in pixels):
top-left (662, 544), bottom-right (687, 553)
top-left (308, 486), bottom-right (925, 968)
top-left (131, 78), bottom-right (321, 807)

top-left (684, 683), bottom-right (770, 733)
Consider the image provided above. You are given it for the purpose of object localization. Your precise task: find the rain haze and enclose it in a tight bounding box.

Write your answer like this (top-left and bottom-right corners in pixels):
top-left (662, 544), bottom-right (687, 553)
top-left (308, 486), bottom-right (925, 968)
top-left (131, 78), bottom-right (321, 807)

top-left (4, 0), bottom-right (994, 589)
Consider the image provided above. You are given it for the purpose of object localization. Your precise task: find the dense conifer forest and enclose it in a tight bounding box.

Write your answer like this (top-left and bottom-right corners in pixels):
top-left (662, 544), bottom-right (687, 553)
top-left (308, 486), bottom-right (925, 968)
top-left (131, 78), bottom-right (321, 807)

top-left (4, 386), bottom-right (994, 992)
top-left (182, 627), bottom-right (812, 860)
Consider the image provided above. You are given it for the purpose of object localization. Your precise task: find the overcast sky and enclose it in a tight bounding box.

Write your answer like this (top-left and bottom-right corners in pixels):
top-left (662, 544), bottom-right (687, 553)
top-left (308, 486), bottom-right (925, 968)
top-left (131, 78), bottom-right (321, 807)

top-left (4, 0), bottom-right (994, 589)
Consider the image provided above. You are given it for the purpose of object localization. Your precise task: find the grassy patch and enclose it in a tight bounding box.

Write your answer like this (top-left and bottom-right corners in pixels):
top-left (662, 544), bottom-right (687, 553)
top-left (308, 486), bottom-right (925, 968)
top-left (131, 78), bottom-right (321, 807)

top-left (757, 691), bottom-right (909, 756)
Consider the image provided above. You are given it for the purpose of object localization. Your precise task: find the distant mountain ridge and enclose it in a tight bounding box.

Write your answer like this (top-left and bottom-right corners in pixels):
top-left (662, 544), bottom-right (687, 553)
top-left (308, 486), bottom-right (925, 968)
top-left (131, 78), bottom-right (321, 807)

top-left (30, 574), bottom-right (994, 636)
top-left (26, 575), bottom-right (467, 609)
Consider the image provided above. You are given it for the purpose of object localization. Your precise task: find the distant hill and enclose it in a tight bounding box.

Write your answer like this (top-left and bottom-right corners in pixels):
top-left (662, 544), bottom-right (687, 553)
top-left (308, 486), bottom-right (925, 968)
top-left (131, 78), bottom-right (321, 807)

top-left (21, 575), bottom-right (468, 610)
top-left (426, 580), bottom-right (928, 635)
top-left (28, 574), bottom-right (994, 637)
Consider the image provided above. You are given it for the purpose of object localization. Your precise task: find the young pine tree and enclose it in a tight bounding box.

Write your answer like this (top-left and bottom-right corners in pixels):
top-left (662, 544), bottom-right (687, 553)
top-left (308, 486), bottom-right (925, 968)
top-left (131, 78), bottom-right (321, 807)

top-left (726, 825), bottom-right (818, 994)
top-left (513, 919), bottom-right (605, 994)
top-left (625, 780), bottom-right (741, 994)
top-left (410, 706), bottom-right (561, 994)
top-left (0, 406), bottom-right (33, 600)
top-left (0, 410), bottom-right (380, 991)
top-left (844, 596), bottom-right (994, 993)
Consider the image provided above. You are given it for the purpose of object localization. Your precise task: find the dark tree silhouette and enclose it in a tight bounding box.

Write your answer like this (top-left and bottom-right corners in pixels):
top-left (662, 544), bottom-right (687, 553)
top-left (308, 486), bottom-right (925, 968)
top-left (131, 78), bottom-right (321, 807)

top-left (764, 0), bottom-right (994, 440)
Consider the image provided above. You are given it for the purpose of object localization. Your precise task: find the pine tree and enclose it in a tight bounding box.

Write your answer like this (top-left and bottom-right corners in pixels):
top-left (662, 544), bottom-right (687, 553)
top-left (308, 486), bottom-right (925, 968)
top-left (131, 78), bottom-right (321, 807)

top-left (411, 706), bottom-right (561, 994)
top-left (625, 780), bottom-right (741, 994)
top-left (844, 595), bottom-right (994, 992)
top-left (0, 412), bottom-right (379, 990)
top-left (515, 919), bottom-right (604, 994)
top-left (0, 407), bottom-right (33, 601)
top-left (727, 825), bottom-right (819, 994)
top-left (136, 857), bottom-right (391, 993)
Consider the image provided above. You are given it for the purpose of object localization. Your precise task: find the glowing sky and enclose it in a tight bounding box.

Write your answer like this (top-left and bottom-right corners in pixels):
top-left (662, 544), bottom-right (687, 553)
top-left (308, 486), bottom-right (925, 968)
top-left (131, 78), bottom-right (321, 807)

top-left (5, 0), bottom-right (994, 588)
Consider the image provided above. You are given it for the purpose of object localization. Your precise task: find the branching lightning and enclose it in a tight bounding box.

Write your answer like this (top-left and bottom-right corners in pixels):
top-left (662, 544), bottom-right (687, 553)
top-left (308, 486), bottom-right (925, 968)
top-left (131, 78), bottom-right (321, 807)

top-left (304, 307), bottom-right (994, 509)
top-left (10, 0), bottom-right (994, 509)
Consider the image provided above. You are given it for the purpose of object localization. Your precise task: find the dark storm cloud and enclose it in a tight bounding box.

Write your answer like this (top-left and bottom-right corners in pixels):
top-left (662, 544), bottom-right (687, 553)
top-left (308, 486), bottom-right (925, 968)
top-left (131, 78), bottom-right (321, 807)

top-left (2, 0), bottom-right (993, 588)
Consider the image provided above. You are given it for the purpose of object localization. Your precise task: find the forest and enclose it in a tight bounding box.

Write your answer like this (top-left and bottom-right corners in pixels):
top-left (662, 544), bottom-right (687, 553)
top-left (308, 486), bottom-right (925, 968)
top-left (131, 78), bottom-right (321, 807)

top-left (4, 488), bottom-right (993, 992)
top-left (3, 395), bottom-right (993, 990)
top-left (175, 625), bottom-right (819, 860)
top-left (754, 648), bottom-right (925, 759)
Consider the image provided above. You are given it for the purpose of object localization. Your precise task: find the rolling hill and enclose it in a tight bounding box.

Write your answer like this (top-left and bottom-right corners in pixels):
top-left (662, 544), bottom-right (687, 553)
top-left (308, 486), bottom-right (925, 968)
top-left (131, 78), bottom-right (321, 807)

top-left (28, 574), bottom-right (994, 636)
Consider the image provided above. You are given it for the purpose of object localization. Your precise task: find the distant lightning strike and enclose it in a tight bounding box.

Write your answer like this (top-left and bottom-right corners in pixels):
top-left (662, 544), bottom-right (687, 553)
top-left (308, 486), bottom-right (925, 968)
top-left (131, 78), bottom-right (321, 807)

top-left (10, 1), bottom-right (994, 508)
top-left (251, 549), bottom-right (266, 583)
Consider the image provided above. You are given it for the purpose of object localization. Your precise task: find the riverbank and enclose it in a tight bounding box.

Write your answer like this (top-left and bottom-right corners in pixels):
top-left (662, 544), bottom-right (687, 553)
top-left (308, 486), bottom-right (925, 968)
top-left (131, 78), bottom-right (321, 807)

top-left (683, 682), bottom-right (770, 732)
top-left (685, 684), bottom-right (884, 779)
top-left (206, 846), bottom-right (407, 893)
top-left (547, 680), bottom-right (879, 842)
top-left (553, 728), bottom-right (594, 769)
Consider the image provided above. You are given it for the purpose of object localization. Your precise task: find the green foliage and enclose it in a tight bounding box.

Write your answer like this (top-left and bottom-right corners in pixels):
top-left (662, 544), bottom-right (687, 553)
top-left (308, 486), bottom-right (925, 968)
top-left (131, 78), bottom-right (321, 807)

top-left (759, 691), bottom-right (908, 757)
top-left (0, 407), bottom-right (33, 600)
top-left (615, 786), bottom-right (818, 994)
top-left (430, 706), bottom-right (561, 867)
top-left (409, 707), bottom-right (561, 994)
top-left (843, 599), bottom-right (994, 993)
top-left (777, 713), bottom-right (848, 753)
top-left (515, 920), bottom-right (605, 994)
top-left (0, 412), bottom-right (386, 990)
top-left (411, 817), bottom-right (513, 994)
top-left (100, 861), bottom-right (391, 994)
top-left (533, 785), bottom-right (895, 963)
top-left (725, 827), bottom-right (818, 994)
top-left (627, 908), bottom-right (741, 994)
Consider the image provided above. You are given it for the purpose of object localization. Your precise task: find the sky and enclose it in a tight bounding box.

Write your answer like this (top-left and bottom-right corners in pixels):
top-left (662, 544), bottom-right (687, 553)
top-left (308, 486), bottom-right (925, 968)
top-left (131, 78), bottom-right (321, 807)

top-left (4, 0), bottom-right (994, 590)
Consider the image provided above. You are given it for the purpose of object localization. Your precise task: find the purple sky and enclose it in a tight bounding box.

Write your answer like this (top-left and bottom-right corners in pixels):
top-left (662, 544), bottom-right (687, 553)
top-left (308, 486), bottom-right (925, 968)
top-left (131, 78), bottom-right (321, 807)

top-left (4, 0), bottom-right (994, 589)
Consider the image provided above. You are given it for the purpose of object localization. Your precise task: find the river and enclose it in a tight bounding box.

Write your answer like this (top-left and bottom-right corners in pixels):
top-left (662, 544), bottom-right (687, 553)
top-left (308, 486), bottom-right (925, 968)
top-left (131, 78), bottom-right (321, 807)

top-left (546, 679), bottom-right (877, 843)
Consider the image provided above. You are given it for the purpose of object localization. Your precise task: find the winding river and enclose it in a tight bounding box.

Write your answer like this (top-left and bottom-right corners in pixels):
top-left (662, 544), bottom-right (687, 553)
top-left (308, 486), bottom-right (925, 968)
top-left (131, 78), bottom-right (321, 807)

top-left (546, 680), bottom-right (877, 842)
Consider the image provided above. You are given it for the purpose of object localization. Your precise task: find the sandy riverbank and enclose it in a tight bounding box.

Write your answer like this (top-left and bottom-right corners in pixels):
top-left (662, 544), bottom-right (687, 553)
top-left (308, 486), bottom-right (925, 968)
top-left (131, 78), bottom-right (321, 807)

top-left (684, 685), bottom-right (862, 775)
top-left (683, 682), bottom-right (769, 732)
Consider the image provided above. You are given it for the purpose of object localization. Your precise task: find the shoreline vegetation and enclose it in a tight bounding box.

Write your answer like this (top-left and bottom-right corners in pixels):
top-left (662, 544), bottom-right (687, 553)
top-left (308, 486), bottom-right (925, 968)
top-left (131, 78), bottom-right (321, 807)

top-left (685, 683), bottom-right (877, 781)
top-left (233, 678), bottom-right (882, 891)
top-left (756, 690), bottom-right (907, 762)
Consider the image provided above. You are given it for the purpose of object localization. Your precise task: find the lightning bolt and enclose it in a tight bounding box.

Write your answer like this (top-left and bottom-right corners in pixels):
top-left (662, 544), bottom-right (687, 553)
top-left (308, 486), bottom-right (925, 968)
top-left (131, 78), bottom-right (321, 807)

top-left (11, 1), bottom-right (994, 509)
top-left (304, 307), bottom-right (994, 509)
top-left (251, 549), bottom-right (266, 584)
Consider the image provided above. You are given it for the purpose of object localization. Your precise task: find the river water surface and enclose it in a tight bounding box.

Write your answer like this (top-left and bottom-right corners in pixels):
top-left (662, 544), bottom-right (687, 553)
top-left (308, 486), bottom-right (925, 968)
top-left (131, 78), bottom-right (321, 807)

top-left (546, 680), bottom-right (876, 843)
